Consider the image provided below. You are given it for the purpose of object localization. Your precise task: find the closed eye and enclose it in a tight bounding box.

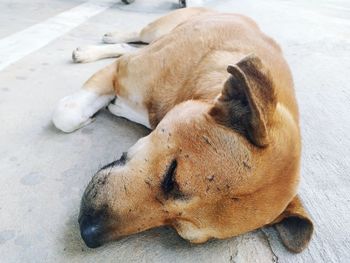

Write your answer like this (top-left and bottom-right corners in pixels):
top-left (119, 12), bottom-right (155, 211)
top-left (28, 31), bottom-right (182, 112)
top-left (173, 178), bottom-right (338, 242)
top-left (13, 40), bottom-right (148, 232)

top-left (161, 159), bottom-right (178, 196)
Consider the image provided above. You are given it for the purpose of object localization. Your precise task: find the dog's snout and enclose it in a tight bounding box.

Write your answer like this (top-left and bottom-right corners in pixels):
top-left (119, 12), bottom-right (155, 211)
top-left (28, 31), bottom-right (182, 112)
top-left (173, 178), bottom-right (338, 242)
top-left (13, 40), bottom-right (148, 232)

top-left (79, 212), bottom-right (105, 248)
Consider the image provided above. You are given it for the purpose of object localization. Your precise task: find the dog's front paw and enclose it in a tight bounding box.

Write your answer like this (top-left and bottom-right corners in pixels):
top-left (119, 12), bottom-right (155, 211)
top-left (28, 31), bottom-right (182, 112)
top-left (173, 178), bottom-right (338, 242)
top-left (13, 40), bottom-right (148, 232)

top-left (72, 46), bottom-right (98, 63)
top-left (52, 95), bottom-right (94, 133)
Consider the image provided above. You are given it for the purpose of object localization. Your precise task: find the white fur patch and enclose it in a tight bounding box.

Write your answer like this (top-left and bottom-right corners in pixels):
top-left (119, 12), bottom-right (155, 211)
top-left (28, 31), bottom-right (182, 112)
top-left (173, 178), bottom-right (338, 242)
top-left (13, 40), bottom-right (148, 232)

top-left (107, 96), bottom-right (151, 128)
top-left (52, 89), bottom-right (114, 132)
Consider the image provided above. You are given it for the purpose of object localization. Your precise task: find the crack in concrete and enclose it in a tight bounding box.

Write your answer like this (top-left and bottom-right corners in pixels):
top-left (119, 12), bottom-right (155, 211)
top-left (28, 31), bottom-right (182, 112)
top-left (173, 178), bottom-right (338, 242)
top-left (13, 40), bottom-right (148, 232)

top-left (261, 229), bottom-right (279, 263)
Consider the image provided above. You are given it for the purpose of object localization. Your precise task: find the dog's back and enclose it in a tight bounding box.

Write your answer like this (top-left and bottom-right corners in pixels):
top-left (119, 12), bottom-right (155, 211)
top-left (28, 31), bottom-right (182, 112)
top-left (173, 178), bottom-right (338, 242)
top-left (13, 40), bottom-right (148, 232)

top-left (115, 12), bottom-right (297, 127)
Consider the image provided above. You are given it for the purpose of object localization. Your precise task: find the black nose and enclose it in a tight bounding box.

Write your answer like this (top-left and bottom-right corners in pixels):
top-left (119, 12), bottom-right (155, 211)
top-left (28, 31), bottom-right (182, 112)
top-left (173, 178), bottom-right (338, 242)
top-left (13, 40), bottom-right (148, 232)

top-left (79, 213), bottom-right (104, 248)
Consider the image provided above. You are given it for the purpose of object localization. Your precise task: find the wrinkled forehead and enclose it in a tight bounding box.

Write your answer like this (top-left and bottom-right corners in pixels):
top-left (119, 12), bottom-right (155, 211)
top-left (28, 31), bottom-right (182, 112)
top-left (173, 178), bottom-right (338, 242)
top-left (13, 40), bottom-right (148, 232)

top-left (126, 100), bottom-right (252, 166)
top-left (124, 101), bottom-right (216, 161)
top-left (152, 100), bottom-right (251, 156)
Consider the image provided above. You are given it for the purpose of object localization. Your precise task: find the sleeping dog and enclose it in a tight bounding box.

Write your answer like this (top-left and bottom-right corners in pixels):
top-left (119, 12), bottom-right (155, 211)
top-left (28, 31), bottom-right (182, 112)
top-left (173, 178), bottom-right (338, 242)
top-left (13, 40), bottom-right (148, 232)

top-left (53, 7), bottom-right (313, 252)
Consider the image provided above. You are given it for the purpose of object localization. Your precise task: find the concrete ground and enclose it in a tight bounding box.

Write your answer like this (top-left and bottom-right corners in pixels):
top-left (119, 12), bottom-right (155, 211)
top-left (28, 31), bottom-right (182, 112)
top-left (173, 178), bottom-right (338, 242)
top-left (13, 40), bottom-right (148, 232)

top-left (0, 0), bottom-right (349, 262)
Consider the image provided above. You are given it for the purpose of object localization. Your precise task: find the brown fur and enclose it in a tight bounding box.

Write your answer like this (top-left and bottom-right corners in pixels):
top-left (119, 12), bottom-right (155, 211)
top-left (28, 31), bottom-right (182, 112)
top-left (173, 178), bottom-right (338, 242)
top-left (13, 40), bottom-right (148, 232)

top-left (77, 8), bottom-right (313, 252)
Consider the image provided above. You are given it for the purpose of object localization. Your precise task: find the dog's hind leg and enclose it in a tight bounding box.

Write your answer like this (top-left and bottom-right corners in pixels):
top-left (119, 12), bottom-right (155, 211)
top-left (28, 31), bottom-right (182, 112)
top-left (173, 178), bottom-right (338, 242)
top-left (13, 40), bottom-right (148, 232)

top-left (72, 43), bottom-right (138, 63)
top-left (73, 8), bottom-right (212, 63)
top-left (53, 62), bottom-right (117, 132)
top-left (102, 7), bottom-right (212, 44)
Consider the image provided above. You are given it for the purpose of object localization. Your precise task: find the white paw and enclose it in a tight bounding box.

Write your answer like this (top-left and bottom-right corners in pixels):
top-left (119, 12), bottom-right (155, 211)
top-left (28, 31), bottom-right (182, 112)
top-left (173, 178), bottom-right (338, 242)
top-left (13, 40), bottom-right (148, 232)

top-left (102, 32), bottom-right (120, 44)
top-left (53, 90), bottom-right (114, 132)
top-left (52, 96), bottom-right (94, 133)
top-left (72, 46), bottom-right (99, 63)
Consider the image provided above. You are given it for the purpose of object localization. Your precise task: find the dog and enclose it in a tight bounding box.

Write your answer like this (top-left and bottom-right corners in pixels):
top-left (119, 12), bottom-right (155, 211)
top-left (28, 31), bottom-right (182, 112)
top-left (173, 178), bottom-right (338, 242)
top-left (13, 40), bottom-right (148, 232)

top-left (53, 7), bottom-right (314, 252)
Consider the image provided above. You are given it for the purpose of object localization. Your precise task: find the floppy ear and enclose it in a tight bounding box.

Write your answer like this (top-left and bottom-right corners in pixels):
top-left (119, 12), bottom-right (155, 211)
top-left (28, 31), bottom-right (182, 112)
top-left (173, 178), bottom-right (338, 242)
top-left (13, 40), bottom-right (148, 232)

top-left (271, 195), bottom-right (314, 253)
top-left (209, 54), bottom-right (276, 147)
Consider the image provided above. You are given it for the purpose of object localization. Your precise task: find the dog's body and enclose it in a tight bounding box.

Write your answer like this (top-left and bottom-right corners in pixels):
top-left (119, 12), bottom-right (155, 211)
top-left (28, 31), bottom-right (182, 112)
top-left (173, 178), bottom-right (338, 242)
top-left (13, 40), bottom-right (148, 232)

top-left (53, 8), bottom-right (313, 252)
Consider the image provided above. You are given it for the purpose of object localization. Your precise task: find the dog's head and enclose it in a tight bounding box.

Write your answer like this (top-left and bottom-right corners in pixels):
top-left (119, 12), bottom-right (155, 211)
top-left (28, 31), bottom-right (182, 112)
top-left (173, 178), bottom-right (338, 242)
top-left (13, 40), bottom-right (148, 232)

top-left (78, 55), bottom-right (313, 252)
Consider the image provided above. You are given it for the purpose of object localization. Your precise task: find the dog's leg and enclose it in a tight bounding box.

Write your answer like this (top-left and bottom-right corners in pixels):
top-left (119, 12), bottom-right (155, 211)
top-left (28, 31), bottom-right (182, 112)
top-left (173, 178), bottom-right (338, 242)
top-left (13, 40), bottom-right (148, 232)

top-left (72, 43), bottom-right (138, 63)
top-left (103, 7), bottom-right (211, 44)
top-left (53, 62), bottom-right (117, 132)
top-left (102, 31), bottom-right (141, 44)
top-left (107, 96), bottom-right (151, 128)
top-left (74, 7), bottom-right (200, 63)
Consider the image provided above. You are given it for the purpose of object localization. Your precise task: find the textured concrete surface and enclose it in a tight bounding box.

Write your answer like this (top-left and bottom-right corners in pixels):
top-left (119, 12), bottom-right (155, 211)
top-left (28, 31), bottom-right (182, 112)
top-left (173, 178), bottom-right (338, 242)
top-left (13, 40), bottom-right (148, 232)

top-left (0, 0), bottom-right (350, 262)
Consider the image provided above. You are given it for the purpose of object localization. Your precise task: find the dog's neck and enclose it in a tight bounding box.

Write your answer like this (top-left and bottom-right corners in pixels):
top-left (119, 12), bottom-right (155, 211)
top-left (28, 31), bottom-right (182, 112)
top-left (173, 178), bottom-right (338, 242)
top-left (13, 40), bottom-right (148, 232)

top-left (144, 52), bottom-right (247, 128)
top-left (146, 81), bottom-right (222, 128)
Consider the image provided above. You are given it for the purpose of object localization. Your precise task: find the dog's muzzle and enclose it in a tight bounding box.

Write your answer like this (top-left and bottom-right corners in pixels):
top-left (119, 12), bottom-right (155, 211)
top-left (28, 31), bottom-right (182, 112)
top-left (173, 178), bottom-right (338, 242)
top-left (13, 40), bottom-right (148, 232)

top-left (79, 210), bottom-right (107, 248)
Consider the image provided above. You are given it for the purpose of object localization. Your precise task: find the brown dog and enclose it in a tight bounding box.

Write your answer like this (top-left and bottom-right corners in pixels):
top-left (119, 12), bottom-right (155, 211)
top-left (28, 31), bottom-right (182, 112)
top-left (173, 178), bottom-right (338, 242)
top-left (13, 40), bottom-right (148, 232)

top-left (52, 7), bottom-right (313, 252)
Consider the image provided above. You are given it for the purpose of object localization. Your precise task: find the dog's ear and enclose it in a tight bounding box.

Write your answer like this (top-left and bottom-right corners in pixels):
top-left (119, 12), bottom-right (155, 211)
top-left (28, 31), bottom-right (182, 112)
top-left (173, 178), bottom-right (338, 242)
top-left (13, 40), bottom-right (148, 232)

top-left (209, 54), bottom-right (276, 147)
top-left (271, 195), bottom-right (314, 253)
